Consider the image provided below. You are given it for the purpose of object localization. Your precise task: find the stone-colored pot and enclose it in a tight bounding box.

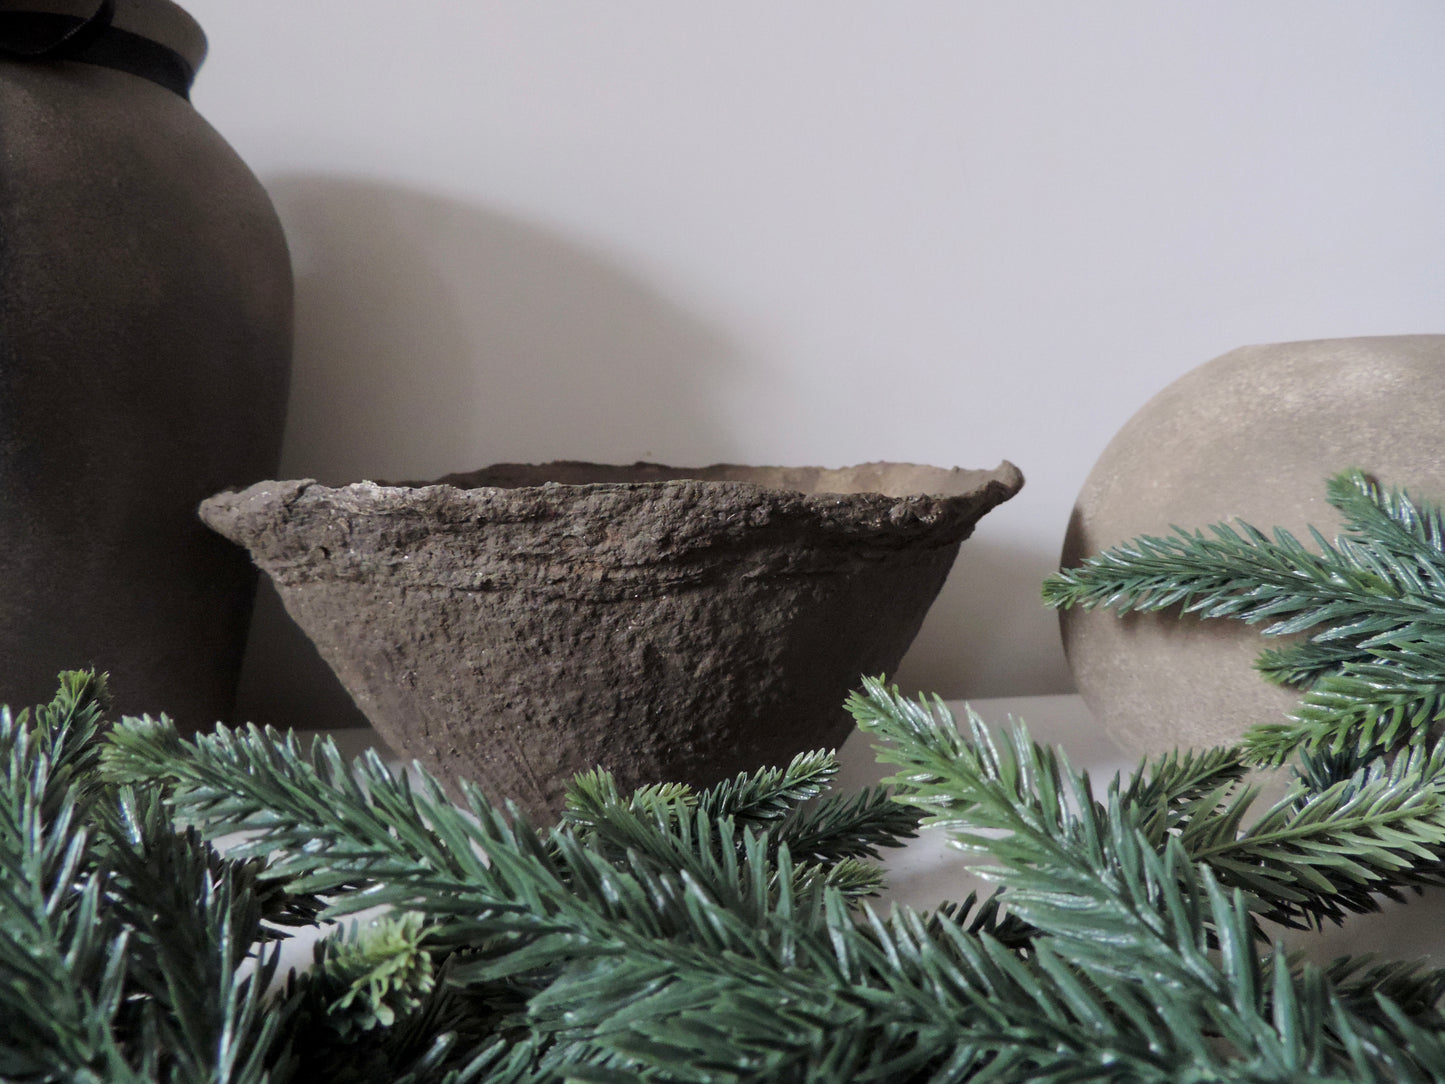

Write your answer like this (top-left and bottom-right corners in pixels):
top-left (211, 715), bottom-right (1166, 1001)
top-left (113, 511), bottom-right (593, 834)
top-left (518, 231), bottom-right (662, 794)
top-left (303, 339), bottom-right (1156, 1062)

top-left (0, 1), bottom-right (292, 723)
top-left (1060, 335), bottom-right (1445, 755)
top-left (201, 460), bottom-right (1023, 819)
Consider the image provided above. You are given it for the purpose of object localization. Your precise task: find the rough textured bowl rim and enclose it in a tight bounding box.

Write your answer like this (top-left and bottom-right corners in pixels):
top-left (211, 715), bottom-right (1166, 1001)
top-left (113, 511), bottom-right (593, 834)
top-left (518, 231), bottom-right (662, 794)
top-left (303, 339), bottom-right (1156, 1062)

top-left (393, 459), bottom-right (1024, 500)
top-left (200, 460), bottom-right (1026, 557)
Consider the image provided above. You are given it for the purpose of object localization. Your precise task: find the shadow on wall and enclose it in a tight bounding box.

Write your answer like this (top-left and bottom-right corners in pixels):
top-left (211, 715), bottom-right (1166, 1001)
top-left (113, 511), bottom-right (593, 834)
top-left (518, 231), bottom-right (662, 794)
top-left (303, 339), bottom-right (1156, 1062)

top-left (232, 176), bottom-right (743, 730)
top-left (260, 175), bottom-right (743, 482)
top-left (225, 175), bottom-right (1069, 731)
top-left (892, 537), bottom-right (1074, 701)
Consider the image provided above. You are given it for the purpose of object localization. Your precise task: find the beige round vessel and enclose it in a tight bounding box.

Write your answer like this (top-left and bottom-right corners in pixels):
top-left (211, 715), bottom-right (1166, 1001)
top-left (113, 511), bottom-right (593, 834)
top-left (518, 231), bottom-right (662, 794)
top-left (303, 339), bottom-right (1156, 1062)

top-left (1061, 335), bottom-right (1445, 755)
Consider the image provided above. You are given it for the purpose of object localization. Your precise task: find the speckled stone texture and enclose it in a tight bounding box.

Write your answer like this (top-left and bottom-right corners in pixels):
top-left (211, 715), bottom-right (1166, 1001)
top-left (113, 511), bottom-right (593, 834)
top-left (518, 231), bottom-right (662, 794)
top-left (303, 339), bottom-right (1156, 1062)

top-left (0, 0), bottom-right (292, 725)
top-left (1060, 335), bottom-right (1445, 756)
top-left (201, 461), bottom-right (1022, 819)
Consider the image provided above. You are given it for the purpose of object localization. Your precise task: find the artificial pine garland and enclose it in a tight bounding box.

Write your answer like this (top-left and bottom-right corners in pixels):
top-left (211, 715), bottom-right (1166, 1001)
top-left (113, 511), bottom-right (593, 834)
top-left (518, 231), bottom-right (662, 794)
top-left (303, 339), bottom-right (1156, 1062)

top-left (1043, 469), bottom-right (1445, 771)
top-left (4, 469), bottom-right (1445, 1081)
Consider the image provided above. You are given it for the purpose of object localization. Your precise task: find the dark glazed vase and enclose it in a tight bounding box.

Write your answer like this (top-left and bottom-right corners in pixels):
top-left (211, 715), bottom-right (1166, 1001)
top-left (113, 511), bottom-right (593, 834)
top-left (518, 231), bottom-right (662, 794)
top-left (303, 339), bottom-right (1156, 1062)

top-left (0, 0), bottom-right (292, 724)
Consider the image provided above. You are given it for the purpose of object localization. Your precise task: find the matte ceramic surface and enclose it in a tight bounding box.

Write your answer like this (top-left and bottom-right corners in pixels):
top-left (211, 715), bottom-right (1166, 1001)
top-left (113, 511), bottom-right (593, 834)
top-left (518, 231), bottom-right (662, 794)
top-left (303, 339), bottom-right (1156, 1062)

top-left (0, 0), bottom-right (292, 724)
top-left (1060, 335), bottom-right (1445, 754)
top-left (202, 461), bottom-right (1023, 819)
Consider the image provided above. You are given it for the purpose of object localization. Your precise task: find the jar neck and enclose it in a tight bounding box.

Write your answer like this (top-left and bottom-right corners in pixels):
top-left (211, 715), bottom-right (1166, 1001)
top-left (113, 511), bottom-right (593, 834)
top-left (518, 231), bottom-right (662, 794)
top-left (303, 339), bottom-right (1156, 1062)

top-left (112, 0), bottom-right (205, 73)
top-left (0, 0), bottom-right (206, 97)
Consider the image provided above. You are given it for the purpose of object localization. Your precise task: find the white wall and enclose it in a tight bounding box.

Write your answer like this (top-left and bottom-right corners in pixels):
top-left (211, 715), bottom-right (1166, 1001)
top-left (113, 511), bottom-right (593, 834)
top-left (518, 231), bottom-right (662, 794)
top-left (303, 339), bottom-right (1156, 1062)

top-left (175, 1), bottom-right (1445, 729)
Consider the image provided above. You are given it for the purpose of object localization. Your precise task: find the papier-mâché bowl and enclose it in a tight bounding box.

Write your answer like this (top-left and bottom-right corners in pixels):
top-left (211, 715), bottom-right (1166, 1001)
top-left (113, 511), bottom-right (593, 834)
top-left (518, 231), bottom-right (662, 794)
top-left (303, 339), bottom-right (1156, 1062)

top-left (201, 460), bottom-right (1023, 819)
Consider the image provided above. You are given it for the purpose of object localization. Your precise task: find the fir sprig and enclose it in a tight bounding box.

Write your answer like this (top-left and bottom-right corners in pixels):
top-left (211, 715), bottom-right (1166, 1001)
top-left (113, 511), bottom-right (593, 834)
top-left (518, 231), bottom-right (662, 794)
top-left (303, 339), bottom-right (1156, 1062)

top-left (848, 679), bottom-right (1445, 933)
top-left (100, 707), bottom-right (941, 1078)
top-left (0, 674), bottom-right (284, 1083)
top-left (85, 677), bottom-right (1445, 1079)
top-left (12, 461), bottom-right (1445, 1084)
top-left (1044, 469), bottom-right (1445, 766)
top-left (852, 679), bottom-right (1445, 1080)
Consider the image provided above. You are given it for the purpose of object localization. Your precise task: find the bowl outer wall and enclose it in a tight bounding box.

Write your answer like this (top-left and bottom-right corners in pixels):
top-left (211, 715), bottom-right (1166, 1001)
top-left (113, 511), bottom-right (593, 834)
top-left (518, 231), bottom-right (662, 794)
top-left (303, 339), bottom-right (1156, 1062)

top-left (201, 461), bottom-right (1022, 817)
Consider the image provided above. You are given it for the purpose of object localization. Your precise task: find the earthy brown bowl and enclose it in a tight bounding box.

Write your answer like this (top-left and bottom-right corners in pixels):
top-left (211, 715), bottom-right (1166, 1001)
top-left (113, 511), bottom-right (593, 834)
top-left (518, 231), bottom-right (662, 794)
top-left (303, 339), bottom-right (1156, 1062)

top-left (200, 460), bottom-right (1023, 819)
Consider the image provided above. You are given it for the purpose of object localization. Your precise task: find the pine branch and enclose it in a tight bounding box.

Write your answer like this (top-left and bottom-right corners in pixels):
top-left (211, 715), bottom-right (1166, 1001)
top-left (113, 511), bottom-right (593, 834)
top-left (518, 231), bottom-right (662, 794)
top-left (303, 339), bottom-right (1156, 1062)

top-left (274, 920), bottom-right (505, 1084)
top-left (562, 769), bottom-right (693, 823)
top-left (695, 748), bottom-right (840, 825)
top-left (321, 912), bottom-right (437, 1033)
top-left (1292, 745), bottom-right (1379, 793)
top-left (1319, 953), bottom-right (1445, 1024)
top-left (98, 707), bottom-right (1254, 1079)
top-left (560, 752), bottom-right (915, 894)
top-left (1255, 637), bottom-right (1374, 687)
top-left (3, 669), bottom-right (114, 825)
top-left (773, 785), bottom-right (922, 866)
top-left (849, 679), bottom-right (1445, 1080)
top-left (1244, 651), bottom-right (1445, 767)
top-left (1329, 470), bottom-right (1445, 579)
top-left (1045, 471), bottom-right (1445, 767)
top-left (96, 785), bottom-right (283, 1082)
top-left (0, 679), bottom-right (141, 1082)
top-left (0, 791), bottom-right (136, 1082)
top-left (930, 889), bottom-right (1038, 951)
top-left (105, 714), bottom-right (837, 963)
top-left (0, 677), bottom-right (298, 1083)
top-left (1117, 743), bottom-right (1251, 844)
top-left (1181, 742), bottom-right (1445, 927)
top-left (13, 652), bottom-right (1445, 1080)
top-left (103, 716), bottom-right (493, 904)
top-left (1043, 517), bottom-right (1435, 639)
top-left (848, 677), bottom-right (1445, 934)
top-left (1042, 470), bottom-right (1445, 650)
top-left (849, 680), bottom-right (1236, 983)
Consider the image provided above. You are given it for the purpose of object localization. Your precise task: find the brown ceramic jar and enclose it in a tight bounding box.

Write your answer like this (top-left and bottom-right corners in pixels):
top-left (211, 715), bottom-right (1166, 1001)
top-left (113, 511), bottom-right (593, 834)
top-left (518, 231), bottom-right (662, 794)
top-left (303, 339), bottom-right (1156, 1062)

top-left (0, 0), bottom-right (292, 724)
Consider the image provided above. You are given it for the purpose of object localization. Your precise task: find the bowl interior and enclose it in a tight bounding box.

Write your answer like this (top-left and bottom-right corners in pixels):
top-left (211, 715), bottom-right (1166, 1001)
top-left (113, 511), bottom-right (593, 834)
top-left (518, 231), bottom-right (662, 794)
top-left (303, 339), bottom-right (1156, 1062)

top-left (415, 460), bottom-right (1013, 499)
